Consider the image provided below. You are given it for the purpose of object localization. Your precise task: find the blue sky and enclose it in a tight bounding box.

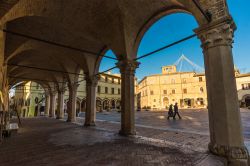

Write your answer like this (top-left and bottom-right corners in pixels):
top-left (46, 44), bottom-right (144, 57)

top-left (100, 0), bottom-right (250, 80)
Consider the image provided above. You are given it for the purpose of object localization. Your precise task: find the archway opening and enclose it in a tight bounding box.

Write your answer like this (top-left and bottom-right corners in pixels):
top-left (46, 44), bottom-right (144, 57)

top-left (134, 12), bottom-right (209, 136)
top-left (9, 81), bottom-right (45, 118)
top-left (97, 49), bottom-right (121, 113)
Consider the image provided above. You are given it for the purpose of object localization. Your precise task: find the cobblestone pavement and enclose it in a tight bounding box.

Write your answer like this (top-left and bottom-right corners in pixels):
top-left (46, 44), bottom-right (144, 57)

top-left (0, 117), bottom-right (225, 166)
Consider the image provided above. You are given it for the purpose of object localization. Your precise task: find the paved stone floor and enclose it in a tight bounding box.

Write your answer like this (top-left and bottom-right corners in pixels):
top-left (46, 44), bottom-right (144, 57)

top-left (78, 109), bottom-right (250, 138)
top-left (0, 117), bottom-right (226, 166)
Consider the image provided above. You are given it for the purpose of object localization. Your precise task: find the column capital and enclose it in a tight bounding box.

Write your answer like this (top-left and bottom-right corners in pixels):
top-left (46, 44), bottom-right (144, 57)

top-left (85, 75), bottom-right (99, 87)
top-left (58, 87), bottom-right (66, 94)
top-left (45, 92), bottom-right (50, 97)
top-left (50, 91), bottom-right (57, 96)
top-left (195, 18), bottom-right (236, 50)
top-left (68, 83), bottom-right (79, 91)
top-left (116, 59), bottom-right (140, 74)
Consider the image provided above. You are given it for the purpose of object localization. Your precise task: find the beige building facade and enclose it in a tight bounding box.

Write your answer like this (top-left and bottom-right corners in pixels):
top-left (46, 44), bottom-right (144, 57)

top-left (12, 72), bottom-right (122, 118)
top-left (64, 72), bottom-right (121, 116)
top-left (137, 65), bottom-right (207, 110)
top-left (137, 65), bottom-right (250, 110)
top-left (236, 73), bottom-right (250, 107)
top-left (12, 82), bottom-right (45, 117)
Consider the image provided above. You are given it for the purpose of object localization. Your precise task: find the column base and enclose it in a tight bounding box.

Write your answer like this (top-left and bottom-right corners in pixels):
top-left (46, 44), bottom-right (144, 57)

top-left (66, 117), bottom-right (76, 122)
top-left (119, 129), bottom-right (136, 136)
top-left (208, 142), bottom-right (249, 165)
top-left (84, 122), bottom-right (96, 127)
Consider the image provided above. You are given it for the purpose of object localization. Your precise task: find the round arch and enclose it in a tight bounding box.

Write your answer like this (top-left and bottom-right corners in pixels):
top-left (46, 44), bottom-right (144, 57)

top-left (133, 9), bottom-right (201, 59)
top-left (242, 94), bottom-right (250, 107)
top-left (102, 98), bottom-right (110, 111)
top-left (96, 97), bottom-right (102, 112)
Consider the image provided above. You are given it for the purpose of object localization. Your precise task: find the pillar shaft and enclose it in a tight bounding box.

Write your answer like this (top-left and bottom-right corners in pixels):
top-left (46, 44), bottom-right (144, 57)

top-left (49, 93), bottom-right (56, 118)
top-left (67, 84), bottom-right (78, 122)
top-left (84, 76), bottom-right (98, 126)
top-left (117, 59), bottom-right (139, 136)
top-left (56, 90), bottom-right (64, 119)
top-left (45, 94), bottom-right (50, 116)
top-left (196, 19), bottom-right (248, 164)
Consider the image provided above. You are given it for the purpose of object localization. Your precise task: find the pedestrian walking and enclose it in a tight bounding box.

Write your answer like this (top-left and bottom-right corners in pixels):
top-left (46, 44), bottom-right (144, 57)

top-left (173, 103), bottom-right (181, 119)
top-left (167, 104), bottom-right (174, 120)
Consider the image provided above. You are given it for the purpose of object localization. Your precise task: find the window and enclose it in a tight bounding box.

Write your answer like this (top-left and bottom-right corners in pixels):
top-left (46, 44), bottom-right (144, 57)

top-left (112, 88), bottom-right (114, 94)
top-left (36, 84), bottom-right (39, 89)
top-left (183, 89), bottom-right (187, 94)
top-left (105, 87), bottom-right (108, 94)
top-left (154, 99), bottom-right (156, 102)
top-left (118, 88), bottom-right (120, 94)
top-left (171, 79), bottom-right (175, 84)
top-left (98, 86), bottom-right (101, 93)
top-left (105, 76), bottom-right (108, 82)
top-left (150, 91), bottom-right (154, 95)
top-left (248, 83), bottom-right (250, 89)
top-left (242, 84), bottom-right (245, 90)
top-left (182, 79), bottom-right (187, 84)
top-left (200, 87), bottom-right (204, 93)
top-left (172, 89), bottom-right (175, 94)
top-left (118, 79), bottom-right (121, 84)
top-left (163, 90), bottom-right (167, 94)
top-left (199, 77), bottom-right (203, 82)
top-left (145, 90), bottom-right (147, 96)
top-left (112, 78), bottom-right (114, 83)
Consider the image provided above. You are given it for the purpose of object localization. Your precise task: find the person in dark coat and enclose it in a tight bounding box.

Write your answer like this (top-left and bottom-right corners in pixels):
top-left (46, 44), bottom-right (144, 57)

top-left (167, 104), bottom-right (174, 120)
top-left (173, 103), bottom-right (181, 119)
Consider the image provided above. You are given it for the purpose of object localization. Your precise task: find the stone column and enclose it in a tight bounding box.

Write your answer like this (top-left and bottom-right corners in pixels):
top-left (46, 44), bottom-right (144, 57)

top-left (195, 18), bottom-right (249, 165)
top-left (45, 93), bottom-right (50, 116)
top-left (116, 59), bottom-right (140, 135)
top-left (84, 75), bottom-right (99, 126)
top-left (67, 83), bottom-right (78, 122)
top-left (49, 92), bottom-right (56, 118)
top-left (56, 89), bottom-right (65, 119)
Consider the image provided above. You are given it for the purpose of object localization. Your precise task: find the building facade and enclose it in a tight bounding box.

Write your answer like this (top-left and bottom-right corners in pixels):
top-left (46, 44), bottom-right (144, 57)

top-left (137, 65), bottom-right (250, 110)
top-left (64, 72), bottom-right (122, 116)
top-left (236, 73), bottom-right (250, 107)
top-left (12, 82), bottom-right (45, 117)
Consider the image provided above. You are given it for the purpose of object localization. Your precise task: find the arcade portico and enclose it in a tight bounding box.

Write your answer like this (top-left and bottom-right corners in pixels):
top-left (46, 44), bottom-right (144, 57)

top-left (0, 1), bottom-right (248, 165)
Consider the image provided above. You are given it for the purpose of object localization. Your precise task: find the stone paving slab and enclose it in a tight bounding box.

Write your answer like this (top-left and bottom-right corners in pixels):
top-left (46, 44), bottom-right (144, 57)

top-left (75, 118), bottom-right (210, 152)
top-left (0, 117), bottom-right (226, 166)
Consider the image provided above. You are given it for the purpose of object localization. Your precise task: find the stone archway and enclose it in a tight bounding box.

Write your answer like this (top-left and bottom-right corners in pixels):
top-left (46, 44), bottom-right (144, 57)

top-left (103, 99), bottom-right (110, 111)
top-left (132, 6), bottom-right (249, 165)
top-left (81, 99), bottom-right (86, 112)
top-left (96, 98), bottom-right (102, 112)
top-left (116, 100), bottom-right (121, 110)
top-left (76, 98), bottom-right (81, 116)
top-left (111, 99), bottom-right (116, 109)
top-left (242, 95), bottom-right (250, 107)
top-left (163, 97), bottom-right (169, 109)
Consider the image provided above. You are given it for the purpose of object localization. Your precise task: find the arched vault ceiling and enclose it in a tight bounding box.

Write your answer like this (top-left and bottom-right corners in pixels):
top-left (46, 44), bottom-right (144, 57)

top-left (6, 40), bottom-right (89, 73)
top-left (8, 67), bottom-right (62, 83)
top-left (7, 50), bottom-right (75, 74)
top-left (8, 69), bottom-right (66, 92)
top-left (7, 49), bottom-right (82, 84)
top-left (4, 16), bottom-right (105, 58)
top-left (0, 0), bottom-right (213, 57)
